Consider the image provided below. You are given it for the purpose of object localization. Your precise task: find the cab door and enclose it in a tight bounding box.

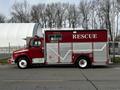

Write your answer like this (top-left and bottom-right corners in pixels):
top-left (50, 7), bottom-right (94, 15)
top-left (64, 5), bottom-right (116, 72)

top-left (29, 38), bottom-right (44, 63)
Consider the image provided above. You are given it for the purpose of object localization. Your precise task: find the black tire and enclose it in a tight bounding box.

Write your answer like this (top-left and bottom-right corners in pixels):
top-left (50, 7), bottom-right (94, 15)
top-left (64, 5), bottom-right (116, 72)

top-left (77, 57), bottom-right (90, 69)
top-left (17, 57), bottom-right (29, 69)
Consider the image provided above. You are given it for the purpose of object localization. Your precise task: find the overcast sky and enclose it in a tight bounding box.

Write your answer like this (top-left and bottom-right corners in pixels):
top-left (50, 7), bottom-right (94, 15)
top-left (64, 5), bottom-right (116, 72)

top-left (0, 0), bottom-right (80, 17)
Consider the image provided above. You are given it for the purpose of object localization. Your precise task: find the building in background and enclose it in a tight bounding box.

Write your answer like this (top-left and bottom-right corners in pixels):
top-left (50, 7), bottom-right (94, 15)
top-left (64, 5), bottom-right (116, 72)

top-left (0, 23), bottom-right (42, 58)
top-left (0, 23), bottom-right (42, 47)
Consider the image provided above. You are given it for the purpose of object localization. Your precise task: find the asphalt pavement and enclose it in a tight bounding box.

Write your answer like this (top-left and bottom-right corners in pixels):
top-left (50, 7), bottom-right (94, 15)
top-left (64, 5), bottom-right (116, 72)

top-left (0, 64), bottom-right (120, 90)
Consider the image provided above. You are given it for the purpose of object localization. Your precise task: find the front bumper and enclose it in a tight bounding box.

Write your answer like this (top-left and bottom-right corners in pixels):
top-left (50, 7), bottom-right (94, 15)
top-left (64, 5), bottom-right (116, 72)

top-left (8, 58), bottom-right (15, 64)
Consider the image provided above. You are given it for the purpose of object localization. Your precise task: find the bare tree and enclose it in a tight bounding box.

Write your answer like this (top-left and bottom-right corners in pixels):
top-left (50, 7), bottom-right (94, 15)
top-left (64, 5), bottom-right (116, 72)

top-left (78, 1), bottom-right (91, 29)
top-left (67, 4), bottom-right (78, 28)
top-left (104, 0), bottom-right (112, 39)
top-left (54, 3), bottom-right (67, 28)
top-left (92, 0), bottom-right (105, 29)
top-left (88, 0), bottom-right (99, 29)
top-left (45, 4), bottom-right (55, 28)
top-left (92, 0), bottom-right (112, 40)
top-left (31, 5), bottom-right (40, 23)
top-left (117, 0), bottom-right (120, 4)
top-left (11, 0), bottom-right (31, 23)
top-left (8, 0), bottom-right (119, 32)
top-left (111, 0), bottom-right (120, 39)
top-left (0, 14), bottom-right (6, 23)
top-left (31, 4), bottom-right (47, 28)
top-left (31, 3), bottom-right (68, 28)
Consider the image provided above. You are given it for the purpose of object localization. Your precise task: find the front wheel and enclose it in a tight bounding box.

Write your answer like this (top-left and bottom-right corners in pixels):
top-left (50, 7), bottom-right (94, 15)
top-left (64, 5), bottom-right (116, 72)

top-left (17, 57), bottom-right (29, 69)
top-left (77, 57), bottom-right (90, 69)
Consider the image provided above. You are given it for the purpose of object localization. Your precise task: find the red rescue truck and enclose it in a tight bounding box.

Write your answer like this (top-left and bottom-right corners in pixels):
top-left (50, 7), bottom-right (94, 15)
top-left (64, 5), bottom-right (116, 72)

top-left (9, 29), bottom-right (109, 69)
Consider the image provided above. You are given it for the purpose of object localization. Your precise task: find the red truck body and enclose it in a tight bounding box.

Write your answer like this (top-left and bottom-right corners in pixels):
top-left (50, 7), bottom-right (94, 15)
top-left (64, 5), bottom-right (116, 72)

top-left (9, 29), bottom-right (109, 69)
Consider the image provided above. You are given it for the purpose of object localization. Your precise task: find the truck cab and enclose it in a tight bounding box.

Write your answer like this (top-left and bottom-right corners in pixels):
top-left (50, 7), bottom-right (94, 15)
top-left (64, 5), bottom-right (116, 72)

top-left (9, 36), bottom-right (44, 69)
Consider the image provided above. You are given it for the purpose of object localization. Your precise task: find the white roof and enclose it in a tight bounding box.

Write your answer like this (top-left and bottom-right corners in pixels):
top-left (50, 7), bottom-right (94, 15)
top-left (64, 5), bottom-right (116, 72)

top-left (0, 23), bottom-right (42, 47)
top-left (43, 28), bottom-right (84, 31)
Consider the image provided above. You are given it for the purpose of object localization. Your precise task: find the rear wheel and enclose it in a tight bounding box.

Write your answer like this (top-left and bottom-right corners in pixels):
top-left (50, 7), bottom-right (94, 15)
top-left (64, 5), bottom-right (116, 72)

top-left (17, 57), bottom-right (29, 69)
top-left (77, 57), bottom-right (90, 69)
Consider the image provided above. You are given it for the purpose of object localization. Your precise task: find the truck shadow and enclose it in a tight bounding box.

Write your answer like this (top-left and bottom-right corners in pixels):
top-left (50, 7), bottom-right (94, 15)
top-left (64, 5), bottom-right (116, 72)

top-left (30, 64), bottom-right (75, 69)
top-left (28, 64), bottom-right (111, 69)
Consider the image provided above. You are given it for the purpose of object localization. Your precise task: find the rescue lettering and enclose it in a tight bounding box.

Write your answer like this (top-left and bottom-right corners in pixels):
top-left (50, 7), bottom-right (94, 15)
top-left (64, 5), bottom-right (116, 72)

top-left (73, 34), bottom-right (97, 39)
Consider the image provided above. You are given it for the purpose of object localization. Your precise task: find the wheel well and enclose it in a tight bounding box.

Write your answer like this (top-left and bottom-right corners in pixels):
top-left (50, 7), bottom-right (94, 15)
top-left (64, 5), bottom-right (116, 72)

top-left (15, 55), bottom-right (30, 63)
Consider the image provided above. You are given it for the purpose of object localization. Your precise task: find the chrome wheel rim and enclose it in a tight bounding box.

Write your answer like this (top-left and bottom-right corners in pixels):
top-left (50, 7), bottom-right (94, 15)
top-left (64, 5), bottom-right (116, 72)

top-left (19, 60), bottom-right (27, 68)
top-left (79, 59), bottom-right (87, 68)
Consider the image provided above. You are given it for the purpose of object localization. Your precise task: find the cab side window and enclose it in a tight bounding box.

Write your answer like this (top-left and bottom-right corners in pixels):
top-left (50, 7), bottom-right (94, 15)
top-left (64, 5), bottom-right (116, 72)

top-left (31, 40), bottom-right (41, 47)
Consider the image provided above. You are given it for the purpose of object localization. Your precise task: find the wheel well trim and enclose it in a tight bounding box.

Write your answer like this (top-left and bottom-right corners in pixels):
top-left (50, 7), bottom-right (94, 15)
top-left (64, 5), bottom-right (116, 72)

top-left (15, 55), bottom-right (31, 64)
